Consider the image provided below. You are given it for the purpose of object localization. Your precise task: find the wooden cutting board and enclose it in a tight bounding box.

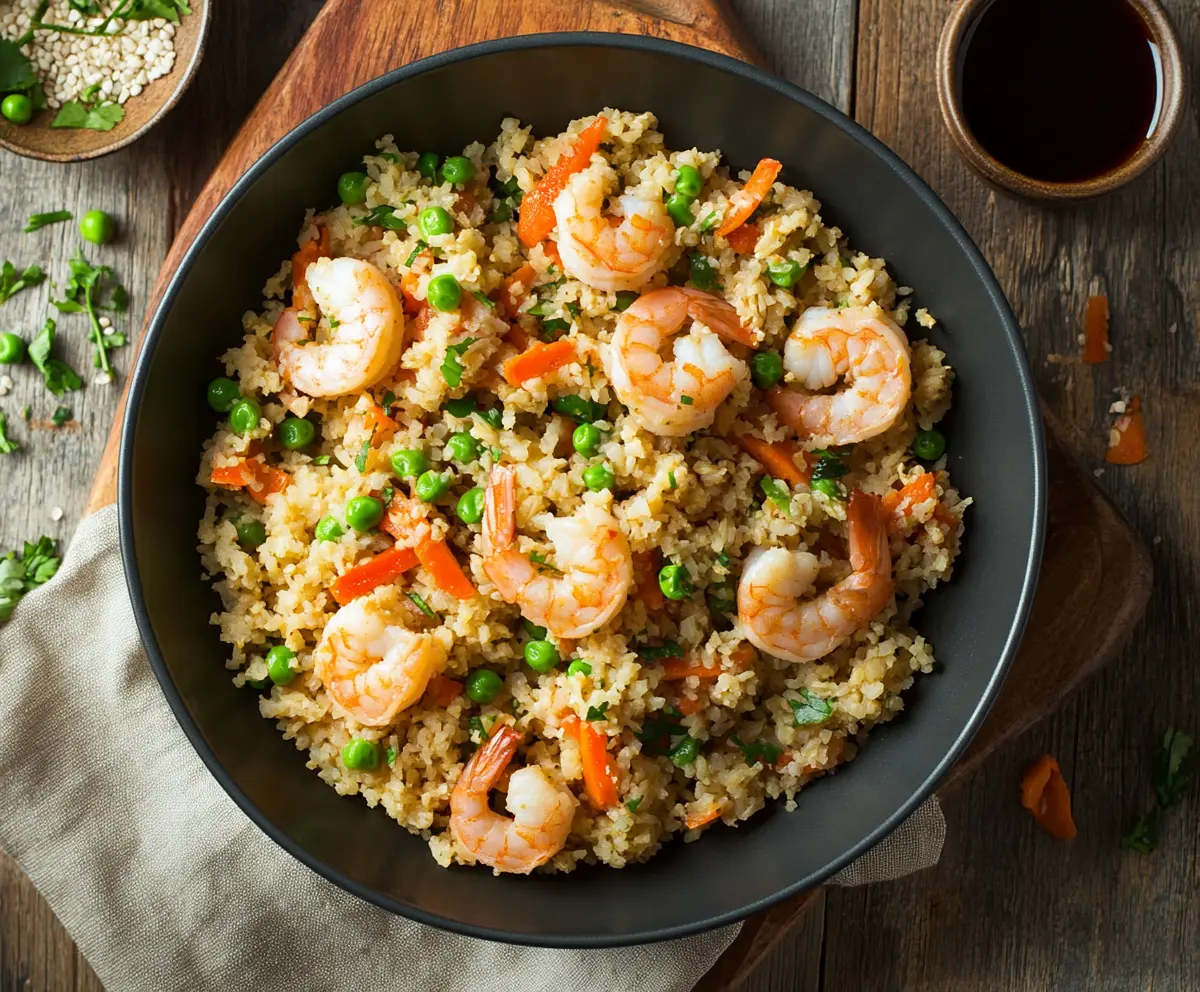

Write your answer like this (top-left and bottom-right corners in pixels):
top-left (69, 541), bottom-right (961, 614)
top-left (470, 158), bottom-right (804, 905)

top-left (83, 1), bottom-right (1152, 987)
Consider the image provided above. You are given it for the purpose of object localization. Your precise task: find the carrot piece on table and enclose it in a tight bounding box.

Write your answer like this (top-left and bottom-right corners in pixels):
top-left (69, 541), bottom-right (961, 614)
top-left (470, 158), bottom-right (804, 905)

top-left (725, 222), bottom-right (759, 255)
top-left (574, 718), bottom-right (619, 810)
top-left (517, 116), bottom-right (607, 247)
top-left (427, 673), bottom-right (464, 707)
top-left (1082, 294), bottom-right (1110, 364)
top-left (734, 434), bottom-right (811, 486)
top-left (717, 158), bottom-right (782, 238)
top-left (632, 549), bottom-right (666, 612)
top-left (331, 546), bottom-right (419, 605)
top-left (1020, 754), bottom-right (1078, 840)
top-left (881, 472), bottom-right (937, 533)
top-left (684, 800), bottom-right (724, 831)
top-left (502, 338), bottom-right (577, 387)
top-left (1105, 396), bottom-right (1147, 465)
top-left (660, 642), bottom-right (755, 681)
top-left (415, 534), bottom-right (476, 600)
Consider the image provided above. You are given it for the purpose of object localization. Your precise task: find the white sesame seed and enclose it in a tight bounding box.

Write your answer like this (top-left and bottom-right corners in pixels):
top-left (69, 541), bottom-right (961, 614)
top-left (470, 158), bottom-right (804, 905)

top-left (0, 375), bottom-right (13, 396)
top-left (51, 507), bottom-right (64, 522)
top-left (94, 371), bottom-right (112, 385)
top-left (99, 316), bottom-right (112, 328)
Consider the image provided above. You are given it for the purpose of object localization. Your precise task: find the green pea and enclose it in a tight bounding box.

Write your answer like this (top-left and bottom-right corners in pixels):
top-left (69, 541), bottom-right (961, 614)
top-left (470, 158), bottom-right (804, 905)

top-left (676, 164), bottom-right (703, 197)
top-left (445, 431), bottom-right (480, 463)
top-left (426, 273), bottom-right (462, 312)
top-left (206, 376), bottom-right (240, 412)
top-left (235, 518), bottom-right (266, 549)
top-left (913, 428), bottom-right (947, 462)
top-left (522, 618), bottom-right (548, 640)
top-left (583, 463), bottom-right (615, 492)
top-left (415, 469), bottom-right (451, 502)
top-left (417, 152), bottom-right (440, 180)
top-left (337, 171), bottom-right (370, 205)
top-left (706, 579), bottom-right (737, 615)
top-left (342, 738), bottom-right (380, 770)
top-left (670, 734), bottom-right (701, 767)
top-left (689, 253), bottom-right (718, 291)
top-left (278, 417), bottom-right (315, 450)
top-left (443, 396), bottom-right (477, 417)
top-left (0, 332), bottom-right (25, 365)
top-left (665, 192), bottom-right (695, 227)
top-left (345, 495), bottom-right (384, 532)
top-left (391, 448), bottom-right (428, 479)
top-left (266, 645), bottom-right (296, 685)
top-left (572, 422), bottom-right (602, 457)
top-left (750, 351), bottom-right (784, 390)
top-left (812, 478), bottom-right (842, 500)
top-left (465, 668), bottom-right (502, 703)
top-left (314, 515), bottom-right (344, 542)
top-left (658, 563), bottom-right (694, 601)
top-left (441, 155), bottom-right (475, 185)
top-left (456, 486), bottom-right (485, 525)
top-left (79, 209), bottom-right (116, 245)
top-left (228, 397), bottom-right (262, 435)
top-left (767, 258), bottom-right (805, 288)
top-left (614, 291), bottom-right (639, 312)
top-left (1, 93), bottom-right (33, 125)
top-left (418, 206), bottom-right (454, 238)
top-left (551, 395), bottom-right (601, 422)
top-left (567, 659), bottom-right (592, 677)
top-left (524, 639), bottom-right (560, 673)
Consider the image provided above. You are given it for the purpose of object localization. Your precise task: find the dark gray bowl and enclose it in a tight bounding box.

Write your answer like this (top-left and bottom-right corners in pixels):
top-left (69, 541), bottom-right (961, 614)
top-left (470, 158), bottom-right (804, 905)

top-left (119, 34), bottom-right (1045, 947)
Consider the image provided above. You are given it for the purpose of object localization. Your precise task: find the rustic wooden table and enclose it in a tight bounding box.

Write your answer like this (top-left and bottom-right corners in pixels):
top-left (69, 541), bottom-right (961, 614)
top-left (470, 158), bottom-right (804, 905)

top-left (2, 1), bottom-right (1197, 989)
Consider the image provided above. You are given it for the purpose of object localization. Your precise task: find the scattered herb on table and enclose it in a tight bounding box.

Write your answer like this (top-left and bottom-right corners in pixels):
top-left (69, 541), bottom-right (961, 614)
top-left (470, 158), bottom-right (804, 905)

top-left (0, 536), bottom-right (61, 623)
top-left (25, 210), bottom-right (73, 233)
top-left (51, 251), bottom-right (128, 376)
top-left (51, 405), bottom-right (72, 427)
top-left (1122, 728), bottom-right (1195, 854)
top-left (28, 318), bottom-right (83, 396)
top-left (0, 411), bottom-right (19, 454)
top-left (0, 261), bottom-right (45, 305)
top-left (789, 688), bottom-right (834, 726)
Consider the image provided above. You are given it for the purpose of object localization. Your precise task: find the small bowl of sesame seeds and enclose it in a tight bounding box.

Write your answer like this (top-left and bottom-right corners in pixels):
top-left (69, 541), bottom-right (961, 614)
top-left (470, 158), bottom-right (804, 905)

top-left (0, 0), bottom-right (210, 163)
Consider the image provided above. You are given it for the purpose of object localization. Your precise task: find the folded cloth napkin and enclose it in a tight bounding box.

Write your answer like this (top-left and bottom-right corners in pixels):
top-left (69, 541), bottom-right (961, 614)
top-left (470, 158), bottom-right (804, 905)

top-left (0, 507), bottom-right (945, 992)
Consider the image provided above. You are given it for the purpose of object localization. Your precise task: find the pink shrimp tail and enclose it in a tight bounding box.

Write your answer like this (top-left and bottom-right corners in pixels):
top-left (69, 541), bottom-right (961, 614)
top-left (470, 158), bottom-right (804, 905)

top-left (459, 724), bottom-right (520, 794)
top-left (482, 465), bottom-right (516, 557)
top-left (680, 287), bottom-right (756, 346)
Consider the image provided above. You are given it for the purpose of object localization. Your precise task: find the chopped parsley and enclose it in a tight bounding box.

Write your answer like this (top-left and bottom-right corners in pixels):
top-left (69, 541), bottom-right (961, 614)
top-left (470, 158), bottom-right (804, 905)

top-left (28, 319), bottom-right (83, 397)
top-left (0, 412), bottom-right (18, 454)
top-left (407, 591), bottom-right (437, 619)
top-left (585, 702), bottom-right (609, 721)
top-left (354, 205), bottom-right (406, 230)
top-left (760, 477), bottom-right (791, 513)
top-left (680, 395), bottom-right (693, 406)
top-left (354, 438), bottom-right (371, 473)
top-left (405, 240), bottom-right (428, 266)
top-left (51, 405), bottom-right (72, 427)
top-left (715, 551), bottom-right (731, 567)
top-left (625, 796), bottom-right (643, 812)
top-left (789, 689), bottom-right (834, 726)
top-left (471, 290), bottom-right (496, 309)
top-left (24, 210), bottom-right (73, 233)
top-left (440, 337), bottom-right (476, 388)
top-left (381, 390), bottom-right (395, 408)
top-left (1123, 728), bottom-right (1195, 854)
top-left (699, 210), bottom-right (720, 232)
top-left (731, 735), bottom-right (782, 766)
top-left (810, 448), bottom-right (849, 482)
top-left (385, 745), bottom-right (398, 767)
top-left (529, 551), bottom-right (560, 574)
top-left (52, 89), bottom-right (125, 131)
top-left (0, 260), bottom-right (45, 304)
top-left (380, 485), bottom-right (394, 506)
top-left (667, 470), bottom-right (677, 490)
top-left (312, 455), bottom-right (331, 466)
top-left (0, 536), bottom-right (61, 624)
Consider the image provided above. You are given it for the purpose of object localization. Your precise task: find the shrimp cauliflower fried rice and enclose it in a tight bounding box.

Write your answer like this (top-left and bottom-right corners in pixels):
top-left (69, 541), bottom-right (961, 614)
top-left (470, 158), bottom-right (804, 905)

top-left (196, 109), bottom-right (970, 874)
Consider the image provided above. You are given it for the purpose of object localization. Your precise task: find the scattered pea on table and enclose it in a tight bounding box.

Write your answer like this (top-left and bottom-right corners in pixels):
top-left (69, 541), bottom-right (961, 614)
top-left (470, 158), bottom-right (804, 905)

top-left (0, 332), bottom-right (26, 365)
top-left (79, 209), bottom-right (116, 245)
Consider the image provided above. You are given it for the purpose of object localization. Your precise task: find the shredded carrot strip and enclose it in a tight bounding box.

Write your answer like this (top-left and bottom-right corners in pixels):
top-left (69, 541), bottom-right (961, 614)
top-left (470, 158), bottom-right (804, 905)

top-left (502, 338), bottom-right (577, 387)
top-left (684, 801), bottom-right (724, 830)
top-left (632, 549), bottom-right (666, 612)
top-left (1020, 754), bottom-right (1078, 840)
top-left (881, 472), bottom-right (937, 533)
top-left (725, 222), bottom-right (759, 254)
top-left (1082, 295), bottom-right (1110, 365)
top-left (517, 117), bottom-right (607, 247)
top-left (660, 642), bottom-right (755, 681)
top-left (426, 674), bottom-right (463, 707)
top-left (573, 717), bottom-right (619, 810)
top-left (291, 224), bottom-right (330, 313)
top-left (331, 546), bottom-right (419, 605)
top-left (717, 158), bottom-right (782, 238)
top-left (1105, 396), bottom-right (1147, 465)
top-left (734, 434), bottom-right (811, 486)
top-left (415, 534), bottom-right (476, 600)
top-left (497, 263), bottom-right (537, 316)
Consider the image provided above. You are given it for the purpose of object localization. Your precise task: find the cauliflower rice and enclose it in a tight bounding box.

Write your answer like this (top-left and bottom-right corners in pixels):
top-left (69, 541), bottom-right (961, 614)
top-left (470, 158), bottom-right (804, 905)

top-left (196, 109), bottom-right (969, 873)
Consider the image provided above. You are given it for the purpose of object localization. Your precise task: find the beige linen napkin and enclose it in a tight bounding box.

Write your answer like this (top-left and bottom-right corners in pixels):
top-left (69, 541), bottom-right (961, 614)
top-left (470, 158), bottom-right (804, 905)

top-left (0, 507), bottom-right (944, 992)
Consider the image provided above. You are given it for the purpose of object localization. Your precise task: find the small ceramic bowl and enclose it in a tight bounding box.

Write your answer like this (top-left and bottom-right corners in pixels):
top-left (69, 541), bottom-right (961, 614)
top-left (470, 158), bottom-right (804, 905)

top-left (0, 0), bottom-right (210, 163)
top-left (936, 0), bottom-right (1187, 201)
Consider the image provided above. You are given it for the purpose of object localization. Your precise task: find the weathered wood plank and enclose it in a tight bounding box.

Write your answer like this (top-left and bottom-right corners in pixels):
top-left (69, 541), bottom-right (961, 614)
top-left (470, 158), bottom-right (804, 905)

top-left (825, 0), bottom-right (1200, 989)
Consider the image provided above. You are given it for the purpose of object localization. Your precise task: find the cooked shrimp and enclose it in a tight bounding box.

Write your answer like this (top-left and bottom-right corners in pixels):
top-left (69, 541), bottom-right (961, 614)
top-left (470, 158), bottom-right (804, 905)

top-left (314, 595), bottom-right (448, 727)
top-left (274, 256), bottom-right (406, 398)
top-left (766, 304), bottom-right (911, 447)
top-left (605, 287), bottom-right (753, 436)
top-left (738, 490), bottom-right (893, 663)
top-left (450, 725), bottom-right (576, 874)
top-left (553, 164), bottom-right (673, 292)
top-left (481, 465), bottom-right (632, 639)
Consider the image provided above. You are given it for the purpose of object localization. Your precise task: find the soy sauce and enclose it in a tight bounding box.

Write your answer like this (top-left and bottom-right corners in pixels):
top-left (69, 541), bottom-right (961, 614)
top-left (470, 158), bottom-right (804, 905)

top-left (959, 0), bottom-right (1161, 183)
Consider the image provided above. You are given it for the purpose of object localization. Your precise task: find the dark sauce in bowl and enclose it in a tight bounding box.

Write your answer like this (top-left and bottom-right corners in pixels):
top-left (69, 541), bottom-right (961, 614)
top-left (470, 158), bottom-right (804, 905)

top-left (959, 0), bottom-right (1162, 183)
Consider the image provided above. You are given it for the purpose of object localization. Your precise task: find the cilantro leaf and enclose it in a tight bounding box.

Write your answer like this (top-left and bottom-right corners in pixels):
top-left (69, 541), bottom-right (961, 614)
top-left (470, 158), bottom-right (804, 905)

top-left (25, 210), bottom-right (73, 233)
top-left (52, 98), bottom-right (125, 132)
top-left (385, 745), bottom-right (398, 767)
top-left (51, 406), bottom-right (72, 427)
top-left (0, 536), bottom-right (61, 624)
top-left (585, 702), bottom-right (609, 721)
top-left (760, 477), bottom-right (791, 513)
top-left (0, 411), bottom-right (19, 454)
top-left (354, 438), bottom-right (371, 473)
top-left (789, 688), bottom-right (834, 726)
top-left (50, 251), bottom-right (127, 375)
top-left (440, 337), bottom-right (476, 388)
top-left (1121, 808), bottom-right (1159, 854)
top-left (0, 39), bottom-right (37, 93)
top-left (810, 449), bottom-right (849, 482)
top-left (407, 591), bottom-right (437, 619)
top-left (312, 455), bottom-right (331, 466)
top-left (28, 319), bottom-right (83, 397)
top-left (405, 240), bottom-right (428, 266)
top-left (0, 261), bottom-right (45, 304)
top-left (529, 551), bottom-right (560, 574)
top-left (1153, 727), bottom-right (1194, 808)
top-left (625, 796), bottom-right (643, 812)
top-left (354, 205), bottom-right (406, 231)
top-left (731, 735), bottom-right (782, 766)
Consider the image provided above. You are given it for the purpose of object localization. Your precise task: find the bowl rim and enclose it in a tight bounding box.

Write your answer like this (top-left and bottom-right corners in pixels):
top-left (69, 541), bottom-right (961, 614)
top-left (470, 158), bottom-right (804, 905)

top-left (119, 31), bottom-right (1047, 948)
